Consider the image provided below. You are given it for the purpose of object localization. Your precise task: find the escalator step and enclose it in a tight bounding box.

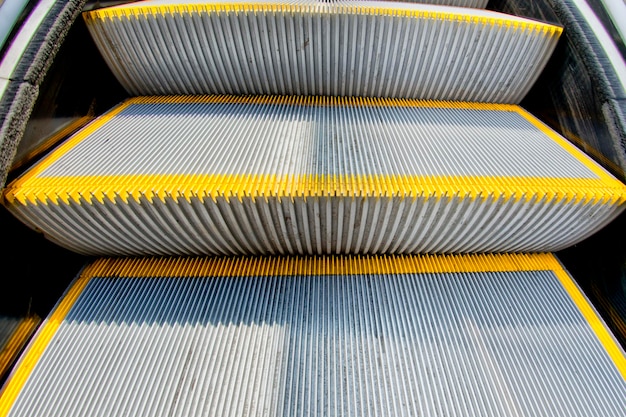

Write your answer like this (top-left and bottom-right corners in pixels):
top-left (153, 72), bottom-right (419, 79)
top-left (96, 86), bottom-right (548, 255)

top-left (83, 0), bottom-right (561, 103)
top-left (1, 253), bottom-right (625, 416)
top-left (3, 96), bottom-right (625, 256)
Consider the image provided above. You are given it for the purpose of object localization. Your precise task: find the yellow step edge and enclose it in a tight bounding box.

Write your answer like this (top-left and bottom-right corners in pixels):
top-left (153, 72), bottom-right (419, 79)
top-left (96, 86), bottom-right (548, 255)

top-left (0, 277), bottom-right (91, 417)
top-left (76, 253), bottom-right (567, 277)
top-left (4, 95), bottom-right (624, 206)
top-left (83, 2), bottom-right (563, 37)
top-left (4, 173), bottom-right (625, 206)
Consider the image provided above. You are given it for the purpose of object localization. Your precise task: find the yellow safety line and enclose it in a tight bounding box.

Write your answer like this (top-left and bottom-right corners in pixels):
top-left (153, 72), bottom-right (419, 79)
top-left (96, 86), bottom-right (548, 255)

top-left (4, 173), bottom-right (626, 206)
top-left (83, 252), bottom-right (560, 278)
top-left (83, 2), bottom-right (563, 36)
top-left (548, 125), bottom-right (624, 182)
top-left (0, 94), bottom-right (518, 203)
top-left (516, 108), bottom-right (622, 187)
top-left (119, 94), bottom-right (522, 111)
top-left (0, 317), bottom-right (40, 381)
top-left (2, 101), bottom-right (133, 198)
top-left (546, 256), bottom-right (626, 382)
top-left (0, 276), bottom-right (92, 417)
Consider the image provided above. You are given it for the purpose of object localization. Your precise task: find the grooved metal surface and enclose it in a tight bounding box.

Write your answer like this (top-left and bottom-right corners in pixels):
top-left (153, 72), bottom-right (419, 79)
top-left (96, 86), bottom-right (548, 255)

top-left (83, 1), bottom-right (561, 103)
top-left (7, 192), bottom-right (625, 256)
top-left (3, 96), bottom-right (625, 256)
top-left (4, 255), bottom-right (626, 417)
top-left (36, 99), bottom-right (596, 179)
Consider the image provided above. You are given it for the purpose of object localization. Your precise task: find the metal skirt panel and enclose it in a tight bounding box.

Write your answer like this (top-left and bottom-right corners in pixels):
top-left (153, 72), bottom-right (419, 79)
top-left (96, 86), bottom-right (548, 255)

top-left (7, 193), bottom-right (624, 256)
top-left (3, 254), bottom-right (626, 416)
top-left (83, 2), bottom-right (561, 102)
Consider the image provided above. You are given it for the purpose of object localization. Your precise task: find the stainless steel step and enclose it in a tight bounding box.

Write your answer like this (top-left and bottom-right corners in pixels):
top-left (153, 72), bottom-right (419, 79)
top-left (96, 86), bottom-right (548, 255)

top-left (1, 253), bottom-right (625, 416)
top-left (83, 0), bottom-right (561, 103)
top-left (3, 96), bottom-right (625, 256)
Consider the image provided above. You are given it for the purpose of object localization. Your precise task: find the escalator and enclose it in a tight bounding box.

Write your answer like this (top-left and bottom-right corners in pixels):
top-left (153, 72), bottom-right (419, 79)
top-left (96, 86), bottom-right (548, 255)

top-left (0, 0), bottom-right (625, 415)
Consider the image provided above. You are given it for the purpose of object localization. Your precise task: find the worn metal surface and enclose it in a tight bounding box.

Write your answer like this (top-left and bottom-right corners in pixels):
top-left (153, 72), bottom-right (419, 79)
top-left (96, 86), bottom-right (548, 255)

top-left (34, 100), bottom-right (597, 179)
top-left (3, 96), bottom-right (625, 256)
top-left (491, 0), bottom-right (626, 181)
top-left (2, 254), bottom-right (626, 417)
top-left (83, 0), bottom-right (561, 103)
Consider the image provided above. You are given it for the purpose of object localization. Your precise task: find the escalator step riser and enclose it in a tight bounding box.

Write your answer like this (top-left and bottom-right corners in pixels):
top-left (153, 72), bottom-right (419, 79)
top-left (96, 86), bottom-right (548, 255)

top-left (83, 1), bottom-right (561, 103)
top-left (3, 96), bottom-right (624, 256)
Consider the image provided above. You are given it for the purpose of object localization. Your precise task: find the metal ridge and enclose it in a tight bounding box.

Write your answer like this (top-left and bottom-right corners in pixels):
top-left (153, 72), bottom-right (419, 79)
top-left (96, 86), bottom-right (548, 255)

top-left (1, 253), bottom-right (624, 417)
top-left (82, 3), bottom-right (561, 102)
